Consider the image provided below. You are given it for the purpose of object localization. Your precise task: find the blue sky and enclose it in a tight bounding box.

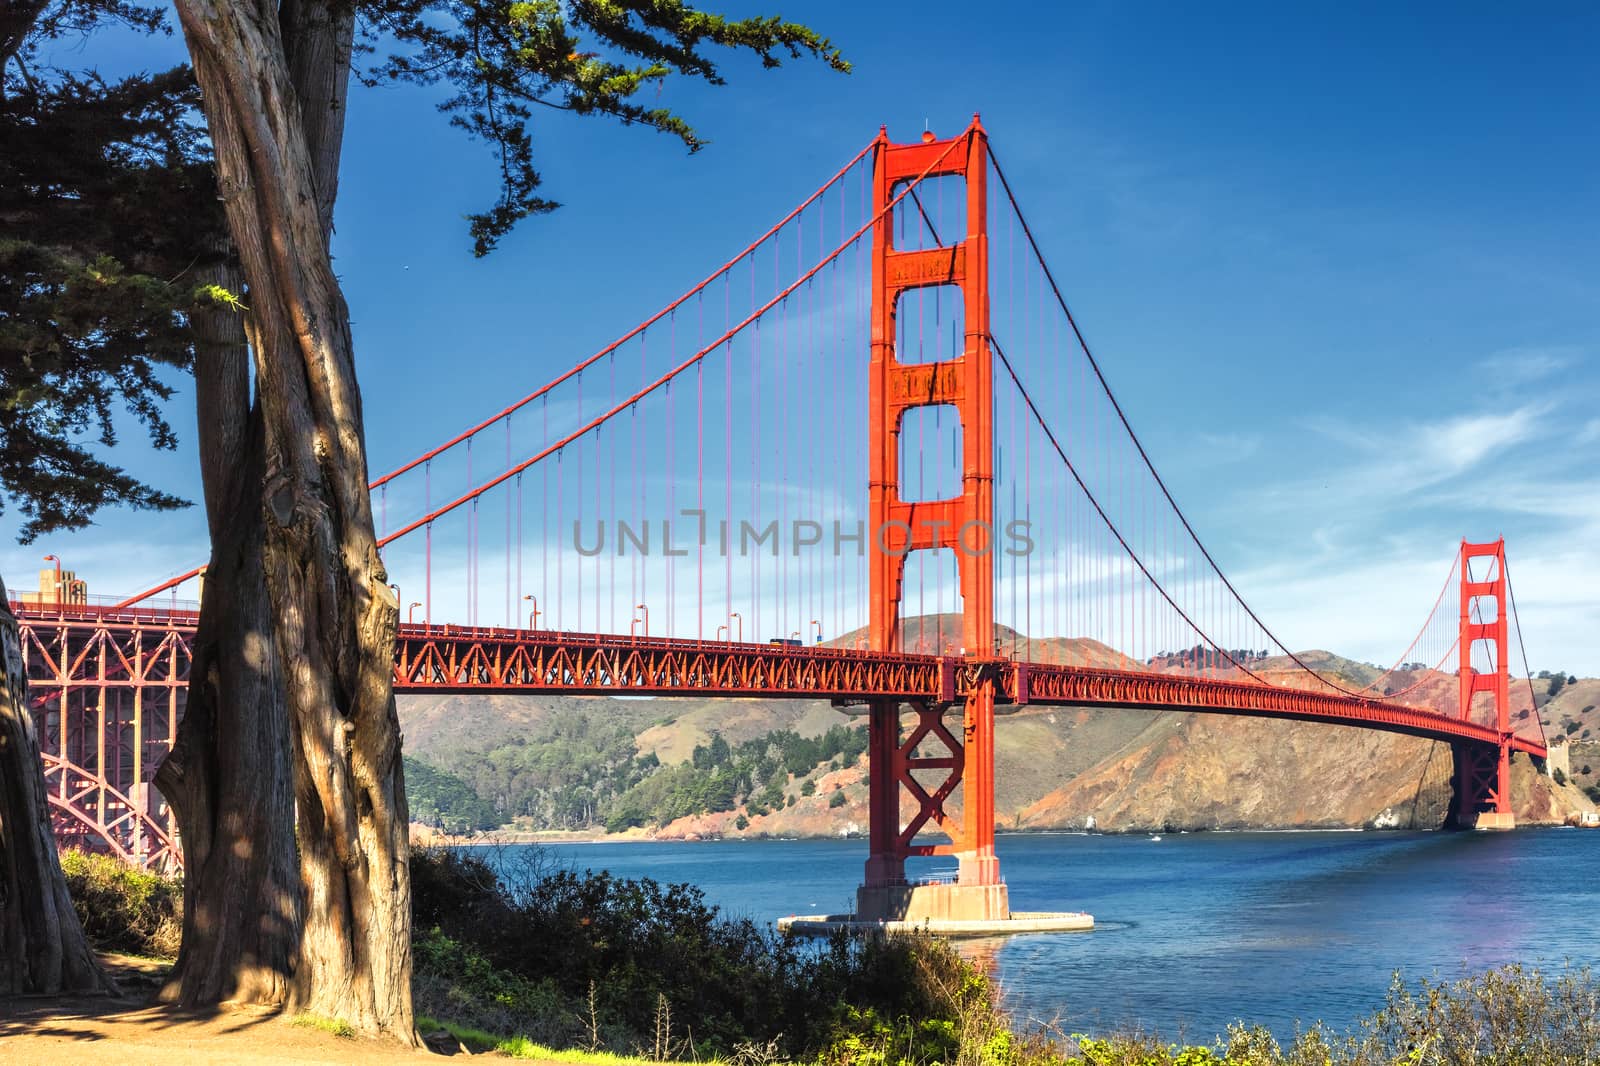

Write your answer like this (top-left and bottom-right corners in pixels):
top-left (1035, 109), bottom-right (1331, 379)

top-left (8, 2), bottom-right (1598, 673)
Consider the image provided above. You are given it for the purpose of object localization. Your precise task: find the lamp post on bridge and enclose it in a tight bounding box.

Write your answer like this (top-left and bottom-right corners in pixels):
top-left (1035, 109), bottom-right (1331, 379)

top-left (408, 602), bottom-right (423, 624)
top-left (811, 619), bottom-right (822, 644)
top-left (635, 603), bottom-right (648, 639)
top-left (42, 553), bottom-right (62, 607)
top-left (388, 583), bottom-right (400, 617)
top-left (524, 594), bottom-right (540, 631)
top-left (729, 612), bottom-right (741, 644)
top-left (716, 624), bottom-right (728, 642)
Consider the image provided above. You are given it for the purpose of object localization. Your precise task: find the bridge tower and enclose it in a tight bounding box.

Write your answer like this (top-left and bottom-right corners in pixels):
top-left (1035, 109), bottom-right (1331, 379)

top-left (859, 117), bottom-right (1008, 923)
top-left (1453, 538), bottom-right (1516, 830)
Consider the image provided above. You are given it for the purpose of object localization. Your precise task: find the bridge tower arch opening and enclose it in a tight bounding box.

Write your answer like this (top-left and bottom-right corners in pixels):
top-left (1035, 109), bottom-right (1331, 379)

top-left (1452, 538), bottom-right (1516, 831)
top-left (861, 117), bottom-right (1008, 923)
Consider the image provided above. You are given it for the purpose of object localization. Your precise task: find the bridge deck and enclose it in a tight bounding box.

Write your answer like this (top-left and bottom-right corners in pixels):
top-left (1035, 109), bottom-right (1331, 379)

top-left (15, 606), bottom-right (1543, 758)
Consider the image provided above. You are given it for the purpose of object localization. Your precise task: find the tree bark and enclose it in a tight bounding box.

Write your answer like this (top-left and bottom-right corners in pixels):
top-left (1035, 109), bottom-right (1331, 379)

top-left (156, 250), bottom-right (302, 1007)
top-left (0, 575), bottom-right (115, 995)
top-left (172, 0), bottom-right (413, 1039)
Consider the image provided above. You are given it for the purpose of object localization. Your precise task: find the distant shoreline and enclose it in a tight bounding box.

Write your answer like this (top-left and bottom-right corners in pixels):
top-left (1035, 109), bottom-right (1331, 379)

top-left (414, 822), bottom-right (1483, 849)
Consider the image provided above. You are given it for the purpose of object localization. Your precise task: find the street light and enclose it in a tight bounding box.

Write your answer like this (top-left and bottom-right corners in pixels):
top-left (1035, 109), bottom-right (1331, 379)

top-left (635, 603), bottom-right (648, 639)
top-left (523, 594), bottom-right (540, 630)
top-left (408, 601), bottom-right (423, 624)
top-left (789, 631), bottom-right (800, 642)
top-left (42, 553), bottom-right (62, 606)
top-left (716, 624), bottom-right (728, 641)
top-left (729, 612), bottom-right (741, 643)
top-left (811, 619), bottom-right (822, 644)
top-left (388, 583), bottom-right (400, 611)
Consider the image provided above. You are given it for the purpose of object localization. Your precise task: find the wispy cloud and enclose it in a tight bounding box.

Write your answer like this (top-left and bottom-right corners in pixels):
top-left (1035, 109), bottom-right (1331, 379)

top-left (1413, 407), bottom-right (1546, 480)
top-left (1477, 345), bottom-right (1582, 385)
top-left (1193, 431), bottom-right (1261, 464)
top-left (1301, 403), bottom-right (1547, 499)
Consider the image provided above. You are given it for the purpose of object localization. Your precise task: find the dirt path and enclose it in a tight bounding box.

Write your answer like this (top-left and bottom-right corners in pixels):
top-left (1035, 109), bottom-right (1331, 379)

top-left (0, 956), bottom-right (473, 1063)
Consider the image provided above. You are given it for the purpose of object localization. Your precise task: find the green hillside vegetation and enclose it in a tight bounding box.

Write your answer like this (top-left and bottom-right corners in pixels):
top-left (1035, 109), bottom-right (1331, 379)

top-left (604, 724), bottom-right (867, 831)
top-left (408, 719), bottom-right (866, 833)
top-left (406, 757), bottom-right (501, 833)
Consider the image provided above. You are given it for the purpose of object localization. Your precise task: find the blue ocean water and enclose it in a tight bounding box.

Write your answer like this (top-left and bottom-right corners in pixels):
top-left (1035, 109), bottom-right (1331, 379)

top-left (479, 828), bottom-right (1600, 1043)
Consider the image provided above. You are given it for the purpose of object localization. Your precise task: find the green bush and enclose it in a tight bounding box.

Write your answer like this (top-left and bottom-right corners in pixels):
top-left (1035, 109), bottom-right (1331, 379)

top-left (829, 789), bottom-right (848, 808)
top-left (58, 849), bottom-right (182, 958)
top-left (408, 848), bottom-right (992, 1062)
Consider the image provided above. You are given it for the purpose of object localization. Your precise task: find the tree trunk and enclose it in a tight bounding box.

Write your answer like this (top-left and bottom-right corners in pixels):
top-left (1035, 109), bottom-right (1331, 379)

top-left (0, 576), bottom-right (114, 995)
top-left (172, 0), bottom-right (413, 1039)
top-left (156, 252), bottom-right (302, 1007)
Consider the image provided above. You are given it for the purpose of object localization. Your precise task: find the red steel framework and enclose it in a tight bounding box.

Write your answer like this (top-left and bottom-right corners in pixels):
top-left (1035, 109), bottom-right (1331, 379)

top-left (18, 607), bottom-right (188, 871)
top-left (1455, 539), bottom-right (1515, 826)
top-left (866, 117), bottom-right (1000, 893)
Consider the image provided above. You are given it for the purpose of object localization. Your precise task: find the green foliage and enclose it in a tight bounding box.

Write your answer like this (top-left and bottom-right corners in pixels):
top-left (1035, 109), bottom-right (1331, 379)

top-left (1566, 721), bottom-right (1581, 735)
top-left (58, 848), bottom-right (182, 957)
top-left (1548, 674), bottom-right (1568, 699)
top-left (0, 2), bottom-right (225, 541)
top-left (407, 755), bottom-right (503, 832)
top-left (410, 847), bottom-right (1002, 1062)
top-left (829, 789), bottom-right (847, 809)
top-left (801, 777), bottom-right (817, 797)
top-left (1008, 966), bottom-right (1600, 1066)
top-left (1554, 768), bottom-right (1568, 786)
top-left (363, 0), bottom-right (850, 255)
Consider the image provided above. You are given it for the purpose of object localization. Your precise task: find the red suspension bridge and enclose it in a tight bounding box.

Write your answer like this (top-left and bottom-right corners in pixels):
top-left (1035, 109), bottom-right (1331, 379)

top-left (14, 120), bottom-right (1548, 919)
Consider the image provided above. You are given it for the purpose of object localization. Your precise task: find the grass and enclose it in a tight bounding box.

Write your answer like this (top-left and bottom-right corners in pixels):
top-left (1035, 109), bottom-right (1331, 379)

top-left (290, 1013), bottom-right (356, 1039)
top-left (417, 1016), bottom-right (674, 1063)
top-left (59, 848), bottom-right (182, 958)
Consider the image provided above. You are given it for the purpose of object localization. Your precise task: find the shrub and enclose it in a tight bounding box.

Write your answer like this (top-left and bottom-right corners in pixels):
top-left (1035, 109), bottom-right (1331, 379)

top-left (1554, 768), bottom-right (1568, 786)
top-left (801, 778), bottom-right (817, 797)
top-left (829, 790), bottom-right (847, 809)
top-left (59, 849), bottom-right (181, 958)
top-left (408, 847), bottom-right (993, 1063)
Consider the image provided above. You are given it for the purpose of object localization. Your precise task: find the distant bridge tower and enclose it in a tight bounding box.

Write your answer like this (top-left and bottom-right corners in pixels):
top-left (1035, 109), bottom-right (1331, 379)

top-left (860, 116), bottom-right (1008, 923)
top-left (1453, 539), bottom-right (1516, 830)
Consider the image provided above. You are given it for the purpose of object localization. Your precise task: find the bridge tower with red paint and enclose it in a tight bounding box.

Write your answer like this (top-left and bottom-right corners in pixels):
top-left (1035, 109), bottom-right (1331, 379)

top-left (1454, 538), bottom-right (1517, 830)
top-left (859, 117), bottom-right (1008, 923)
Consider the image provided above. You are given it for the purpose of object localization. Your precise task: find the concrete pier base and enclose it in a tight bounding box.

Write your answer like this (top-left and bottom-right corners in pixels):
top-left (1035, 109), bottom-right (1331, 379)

top-left (778, 880), bottom-right (1093, 938)
top-left (1473, 811), bottom-right (1516, 831)
top-left (856, 882), bottom-right (1010, 924)
top-left (777, 909), bottom-right (1093, 938)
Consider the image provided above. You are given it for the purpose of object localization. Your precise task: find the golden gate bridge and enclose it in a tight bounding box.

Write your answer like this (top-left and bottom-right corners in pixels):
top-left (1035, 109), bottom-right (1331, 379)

top-left (12, 118), bottom-right (1548, 924)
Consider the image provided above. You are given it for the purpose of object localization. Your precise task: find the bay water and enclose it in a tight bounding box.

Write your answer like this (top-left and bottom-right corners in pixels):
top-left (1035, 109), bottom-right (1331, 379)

top-left (481, 828), bottom-right (1599, 1043)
